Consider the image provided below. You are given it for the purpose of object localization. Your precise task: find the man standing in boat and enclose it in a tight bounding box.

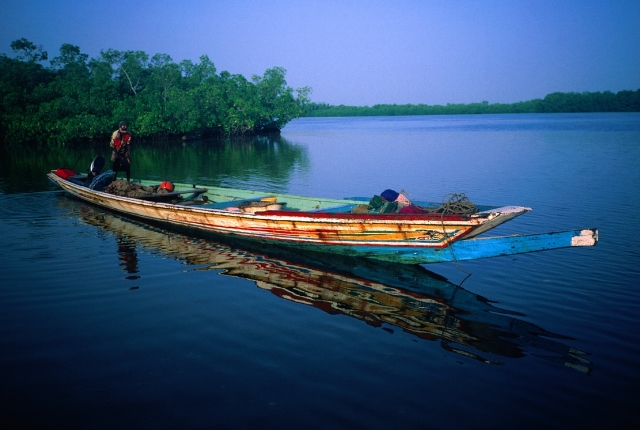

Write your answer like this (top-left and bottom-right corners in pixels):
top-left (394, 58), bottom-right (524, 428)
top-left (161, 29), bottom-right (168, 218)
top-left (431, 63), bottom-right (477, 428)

top-left (110, 121), bottom-right (132, 181)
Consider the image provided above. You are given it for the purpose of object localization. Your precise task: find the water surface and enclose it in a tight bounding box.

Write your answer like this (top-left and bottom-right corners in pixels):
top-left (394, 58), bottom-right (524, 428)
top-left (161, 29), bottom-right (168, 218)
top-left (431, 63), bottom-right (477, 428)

top-left (1, 113), bottom-right (639, 429)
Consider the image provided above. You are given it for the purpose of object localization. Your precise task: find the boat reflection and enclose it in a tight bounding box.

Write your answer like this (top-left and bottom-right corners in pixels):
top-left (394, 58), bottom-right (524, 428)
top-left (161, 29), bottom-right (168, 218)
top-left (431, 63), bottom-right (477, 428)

top-left (75, 203), bottom-right (592, 373)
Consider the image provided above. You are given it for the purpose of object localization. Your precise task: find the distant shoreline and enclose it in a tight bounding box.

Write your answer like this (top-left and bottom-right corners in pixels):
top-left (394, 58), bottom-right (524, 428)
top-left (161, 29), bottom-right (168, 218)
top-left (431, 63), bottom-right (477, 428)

top-left (304, 89), bottom-right (640, 117)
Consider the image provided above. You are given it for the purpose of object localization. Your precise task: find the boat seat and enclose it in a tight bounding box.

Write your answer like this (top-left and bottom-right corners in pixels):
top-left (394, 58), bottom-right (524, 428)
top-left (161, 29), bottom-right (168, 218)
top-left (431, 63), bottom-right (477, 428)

top-left (136, 188), bottom-right (208, 201)
top-left (309, 204), bottom-right (359, 213)
top-left (68, 175), bottom-right (88, 186)
top-left (197, 196), bottom-right (273, 210)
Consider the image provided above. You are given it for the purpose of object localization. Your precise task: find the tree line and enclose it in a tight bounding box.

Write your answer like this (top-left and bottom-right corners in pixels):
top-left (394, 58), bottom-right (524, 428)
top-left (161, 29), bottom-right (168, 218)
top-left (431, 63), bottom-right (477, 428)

top-left (304, 89), bottom-right (640, 117)
top-left (0, 38), bottom-right (311, 146)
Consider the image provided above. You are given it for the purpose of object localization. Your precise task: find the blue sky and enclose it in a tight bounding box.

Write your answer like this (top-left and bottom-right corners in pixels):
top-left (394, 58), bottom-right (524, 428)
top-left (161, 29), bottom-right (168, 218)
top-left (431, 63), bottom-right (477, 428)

top-left (3, 0), bottom-right (639, 106)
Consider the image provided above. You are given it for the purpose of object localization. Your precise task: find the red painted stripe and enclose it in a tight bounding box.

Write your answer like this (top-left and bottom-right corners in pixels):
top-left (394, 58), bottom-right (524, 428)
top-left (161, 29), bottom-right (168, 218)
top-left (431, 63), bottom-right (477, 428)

top-left (257, 210), bottom-right (470, 221)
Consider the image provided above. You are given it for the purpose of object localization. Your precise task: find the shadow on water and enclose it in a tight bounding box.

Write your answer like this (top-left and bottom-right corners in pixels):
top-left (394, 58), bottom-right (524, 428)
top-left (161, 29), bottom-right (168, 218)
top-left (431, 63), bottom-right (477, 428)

top-left (68, 197), bottom-right (592, 374)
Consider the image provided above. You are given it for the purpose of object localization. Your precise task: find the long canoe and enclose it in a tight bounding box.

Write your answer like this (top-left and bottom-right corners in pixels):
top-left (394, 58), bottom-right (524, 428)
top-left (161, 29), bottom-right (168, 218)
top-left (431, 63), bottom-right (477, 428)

top-left (47, 170), bottom-right (598, 264)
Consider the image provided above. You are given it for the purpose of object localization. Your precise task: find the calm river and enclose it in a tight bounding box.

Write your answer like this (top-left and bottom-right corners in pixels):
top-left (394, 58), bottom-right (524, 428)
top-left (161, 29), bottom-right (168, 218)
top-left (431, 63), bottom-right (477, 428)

top-left (1, 113), bottom-right (639, 429)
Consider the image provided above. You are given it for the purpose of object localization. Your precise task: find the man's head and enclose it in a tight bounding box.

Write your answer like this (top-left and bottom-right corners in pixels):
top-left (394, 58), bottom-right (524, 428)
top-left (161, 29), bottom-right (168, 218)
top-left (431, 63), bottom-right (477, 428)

top-left (119, 121), bottom-right (128, 130)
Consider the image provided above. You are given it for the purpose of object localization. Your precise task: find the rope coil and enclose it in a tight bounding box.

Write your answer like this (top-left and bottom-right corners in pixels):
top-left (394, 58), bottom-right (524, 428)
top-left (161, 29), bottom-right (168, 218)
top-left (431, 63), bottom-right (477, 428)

top-left (419, 193), bottom-right (478, 215)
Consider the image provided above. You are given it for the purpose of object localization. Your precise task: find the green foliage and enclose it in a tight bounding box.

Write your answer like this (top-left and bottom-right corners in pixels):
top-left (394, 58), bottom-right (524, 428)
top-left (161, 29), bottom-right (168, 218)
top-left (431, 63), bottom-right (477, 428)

top-left (1, 39), bottom-right (311, 146)
top-left (10, 38), bottom-right (48, 62)
top-left (304, 90), bottom-right (640, 117)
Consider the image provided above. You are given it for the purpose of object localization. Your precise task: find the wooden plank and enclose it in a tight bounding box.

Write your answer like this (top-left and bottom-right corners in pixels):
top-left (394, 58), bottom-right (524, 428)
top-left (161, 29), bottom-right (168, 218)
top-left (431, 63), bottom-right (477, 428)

top-left (309, 204), bottom-right (359, 213)
top-left (135, 188), bottom-right (208, 201)
top-left (200, 196), bottom-right (271, 209)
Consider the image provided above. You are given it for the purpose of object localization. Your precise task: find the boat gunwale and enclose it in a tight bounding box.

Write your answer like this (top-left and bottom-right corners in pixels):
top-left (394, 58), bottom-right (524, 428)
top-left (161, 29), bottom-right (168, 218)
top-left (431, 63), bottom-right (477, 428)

top-left (48, 172), bottom-right (506, 225)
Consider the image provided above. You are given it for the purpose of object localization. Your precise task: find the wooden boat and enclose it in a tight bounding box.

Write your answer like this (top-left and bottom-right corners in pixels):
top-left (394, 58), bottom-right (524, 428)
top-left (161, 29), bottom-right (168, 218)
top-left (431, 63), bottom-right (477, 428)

top-left (47, 168), bottom-right (598, 264)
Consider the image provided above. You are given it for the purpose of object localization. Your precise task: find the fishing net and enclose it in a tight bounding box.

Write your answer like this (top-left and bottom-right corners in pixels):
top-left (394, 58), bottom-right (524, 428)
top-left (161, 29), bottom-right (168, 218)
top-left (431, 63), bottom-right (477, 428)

top-left (105, 180), bottom-right (173, 198)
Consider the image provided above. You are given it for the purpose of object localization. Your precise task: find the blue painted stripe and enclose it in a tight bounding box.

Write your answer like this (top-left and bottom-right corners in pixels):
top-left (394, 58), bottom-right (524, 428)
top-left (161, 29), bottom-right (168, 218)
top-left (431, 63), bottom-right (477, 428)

top-left (272, 229), bottom-right (598, 264)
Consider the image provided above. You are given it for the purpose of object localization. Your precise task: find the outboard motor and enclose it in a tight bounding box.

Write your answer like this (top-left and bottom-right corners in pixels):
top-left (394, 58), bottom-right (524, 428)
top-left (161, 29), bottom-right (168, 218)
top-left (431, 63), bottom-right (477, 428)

top-left (84, 155), bottom-right (106, 186)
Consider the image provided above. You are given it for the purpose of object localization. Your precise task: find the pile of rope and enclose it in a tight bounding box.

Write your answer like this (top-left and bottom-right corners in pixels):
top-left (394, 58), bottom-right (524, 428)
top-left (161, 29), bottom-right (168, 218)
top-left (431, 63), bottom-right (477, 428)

top-left (419, 193), bottom-right (479, 215)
